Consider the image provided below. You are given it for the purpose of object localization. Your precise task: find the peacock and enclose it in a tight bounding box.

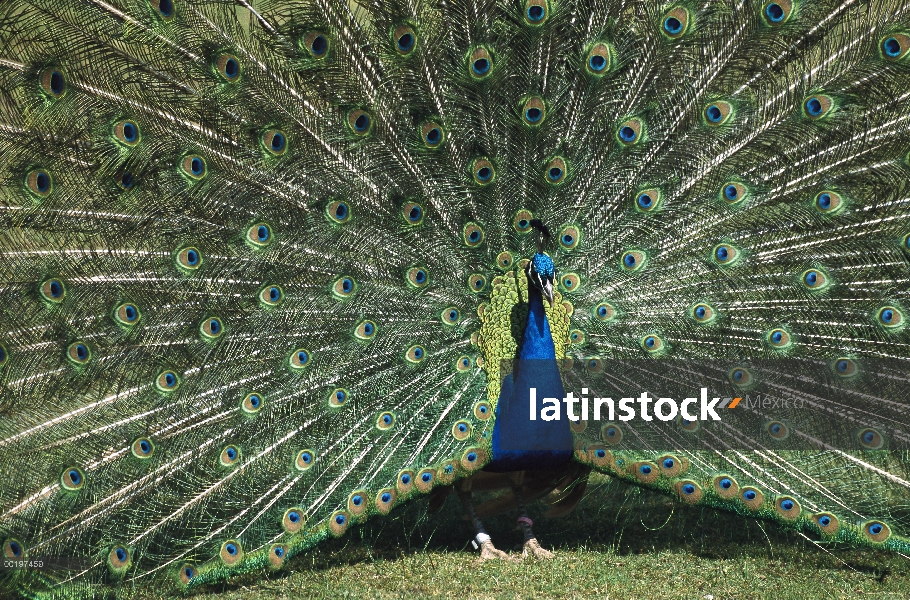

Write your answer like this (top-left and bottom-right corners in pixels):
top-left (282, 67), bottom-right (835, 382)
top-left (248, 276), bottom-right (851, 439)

top-left (2, 0), bottom-right (910, 596)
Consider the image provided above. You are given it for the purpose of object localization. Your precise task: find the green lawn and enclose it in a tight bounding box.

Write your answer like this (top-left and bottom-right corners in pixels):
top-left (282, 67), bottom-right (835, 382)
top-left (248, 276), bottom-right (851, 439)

top-left (148, 474), bottom-right (909, 599)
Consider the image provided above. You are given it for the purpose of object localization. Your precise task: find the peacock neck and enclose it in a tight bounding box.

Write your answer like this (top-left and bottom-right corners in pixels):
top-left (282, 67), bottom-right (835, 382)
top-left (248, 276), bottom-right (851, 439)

top-left (519, 285), bottom-right (556, 361)
top-left (485, 276), bottom-right (573, 472)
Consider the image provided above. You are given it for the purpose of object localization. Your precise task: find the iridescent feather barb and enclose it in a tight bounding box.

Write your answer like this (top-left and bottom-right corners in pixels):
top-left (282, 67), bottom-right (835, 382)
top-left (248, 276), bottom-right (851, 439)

top-left (1, 0), bottom-right (910, 597)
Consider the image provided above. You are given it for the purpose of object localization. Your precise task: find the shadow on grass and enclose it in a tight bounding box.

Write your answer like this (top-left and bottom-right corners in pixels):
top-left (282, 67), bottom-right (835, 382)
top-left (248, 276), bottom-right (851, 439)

top-left (282, 475), bottom-right (899, 575)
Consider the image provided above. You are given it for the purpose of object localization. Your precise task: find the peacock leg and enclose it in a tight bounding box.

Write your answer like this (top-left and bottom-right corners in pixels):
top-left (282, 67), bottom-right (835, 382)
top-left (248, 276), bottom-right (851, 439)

top-left (511, 473), bottom-right (555, 559)
top-left (456, 479), bottom-right (514, 561)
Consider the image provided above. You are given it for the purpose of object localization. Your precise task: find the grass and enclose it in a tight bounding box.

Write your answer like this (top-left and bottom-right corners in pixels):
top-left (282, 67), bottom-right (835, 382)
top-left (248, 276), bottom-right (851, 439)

top-left (139, 474), bottom-right (909, 600)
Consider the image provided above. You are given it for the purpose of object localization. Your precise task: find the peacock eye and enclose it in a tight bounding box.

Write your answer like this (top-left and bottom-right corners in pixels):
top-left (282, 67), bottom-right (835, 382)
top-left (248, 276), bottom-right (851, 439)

top-left (303, 31), bottom-right (330, 58)
top-left (585, 42), bottom-right (612, 75)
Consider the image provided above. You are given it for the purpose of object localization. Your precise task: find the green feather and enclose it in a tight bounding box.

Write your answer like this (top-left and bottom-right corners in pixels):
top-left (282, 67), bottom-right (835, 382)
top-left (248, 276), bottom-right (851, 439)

top-left (1, 0), bottom-right (910, 597)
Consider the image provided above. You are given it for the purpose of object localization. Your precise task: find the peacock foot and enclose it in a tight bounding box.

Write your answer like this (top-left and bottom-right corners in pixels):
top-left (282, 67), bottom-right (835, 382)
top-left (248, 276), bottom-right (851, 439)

top-left (521, 538), bottom-right (555, 560)
top-left (479, 539), bottom-right (515, 562)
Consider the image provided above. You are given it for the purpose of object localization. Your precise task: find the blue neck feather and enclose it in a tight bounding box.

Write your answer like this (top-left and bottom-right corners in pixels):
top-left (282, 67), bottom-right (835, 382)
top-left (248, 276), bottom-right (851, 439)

top-left (485, 279), bottom-right (573, 472)
top-left (519, 285), bottom-right (556, 360)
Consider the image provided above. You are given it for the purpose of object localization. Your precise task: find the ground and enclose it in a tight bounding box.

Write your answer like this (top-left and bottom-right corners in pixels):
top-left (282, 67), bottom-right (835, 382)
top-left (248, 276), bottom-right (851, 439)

top-left (141, 474), bottom-right (910, 599)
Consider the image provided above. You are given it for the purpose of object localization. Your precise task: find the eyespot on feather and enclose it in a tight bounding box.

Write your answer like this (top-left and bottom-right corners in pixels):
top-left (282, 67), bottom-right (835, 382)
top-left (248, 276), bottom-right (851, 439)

top-left (640, 334), bottom-right (663, 353)
top-left (241, 392), bottom-right (263, 415)
top-left (39, 68), bottom-right (66, 98)
top-left (468, 273), bottom-right (487, 293)
top-left (282, 507), bottom-right (304, 533)
top-left (601, 423), bottom-right (623, 445)
top-left (402, 201), bottom-right (425, 224)
top-left (740, 486), bottom-right (764, 511)
top-left (713, 475), bottom-right (739, 499)
top-left (259, 285), bottom-right (283, 307)
top-left (762, 0), bottom-right (794, 26)
top-left (858, 428), bottom-right (884, 450)
top-left (180, 155), bottom-right (207, 180)
top-left (766, 327), bottom-right (791, 349)
top-left (729, 367), bottom-right (753, 388)
top-left (616, 118), bottom-right (643, 145)
top-left (720, 182), bottom-right (747, 205)
top-left (302, 31), bottom-right (330, 59)
top-left (420, 121), bottom-right (444, 148)
top-left (175, 247), bottom-right (202, 272)
top-left (179, 564), bottom-right (195, 586)
top-left (219, 540), bottom-right (243, 565)
top-left (108, 546), bottom-right (132, 573)
top-left (585, 42), bottom-right (612, 75)
top-left (833, 357), bottom-right (857, 378)
top-left (246, 223), bottom-right (272, 249)
top-left (775, 496), bottom-right (801, 520)
top-left (522, 96), bottom-right (546, 126)
top-left (61, 467), bottom-right (85, 491)
top-left (219, 445), bottom-right (240, 467)
top-left (26, 169), bottom-right (53, 198)
top-left (691, 302), bottom-right (717, 324)
top-left (471, 158), bottom-right (495, 185)
top-left (397, 470), bottom-right (415, 495)
top-left (634, 189), bottom-right (662, 212)
top-left (801, 268), bottom-right (829, 291)
top-left (295, 450), bottom-right (315, 471)
top-left (393, 24), bottom-right (417, 55)
top-left (269, 544), bottom-right (288, 569)
top-left (463, 222), bottom-right (484, 247)
top-left (876, 305), bottom-right (903, 329)
top-left (880, 33), bottom-right (910, 61)
top-left (328, 388), bottom-right (349, 408)
top-left (348, 491), bottom-right (369, 516)
top-left (114, 302), bottom-right (141, 326)
top-left (523, 0), bottom-right (548, 25)
top-left (803, 94), bottom-right (833, 119)
top-left (347, 109), bottom-right (372, 136)
top-left (332, 276), bottom-right (357, 299)
top-left (593, 302), bottom-right (616, 322)
top-left (66, 342), bottom-right (91, 365)
top-left (545, 157), bottom-right (567, 184)
top-left (155, 370), bottom-right (180, 392)
top-left (375, 489), bottom-right (397, 514)
top-left (377, 411), bottom-right (395, 429)
top-left (326, 200), bottom-right (352, 224)
top-left (461, 448), bottom-right (486, 471)
top-left (468, 46), bottom-right (493, 79)
top-left (661, 7), bottom-right (690, 38)
top-left (199, 317), bottom-right (224, 340)
top-left (288, 349), bottom-right (310, 371)
top-left (814, 190), bottom-right (843, 214)
top-left (703, 101), bottom-right (733, 125)
top-left (355, 320), bottom-right (377, 340)
top-left (632, 461), bottom-right (659, 484)
top-left (415, 468), bottom-right (436, 493)
top-left (474, 401), bottom-right (492, 420)
top-left (150, 0), bottom-right (175, 21)
top-left (812, 513), bottom-right (840, 536)
top-left (215, 54), bottom-right (241, 81)
top-left (559, 272), bottom-right (580, 293)
top-left (513, 210), bottom-right (534, 233)
top-left (131, 437), bottom-right (155, 459)
top-left (863, 520), bottom-right (891, 543)
top-left (620, 250), bottom-right (646, 272)
top-left (675, 480), bottom-right (703, 504)
top-left (112, 120), bottom-right (141, 146)
top-left (262, 130), bottom-right (288, 156)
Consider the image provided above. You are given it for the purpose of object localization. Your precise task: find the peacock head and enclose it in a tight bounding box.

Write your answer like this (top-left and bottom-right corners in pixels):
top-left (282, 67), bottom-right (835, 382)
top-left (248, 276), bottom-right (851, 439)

top-left (527, 219), bottom-right (555, 306)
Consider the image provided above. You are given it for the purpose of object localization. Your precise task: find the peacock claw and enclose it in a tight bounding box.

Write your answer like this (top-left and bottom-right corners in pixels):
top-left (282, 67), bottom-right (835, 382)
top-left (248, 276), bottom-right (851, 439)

top-left (522, 538), bottom-right (555, 560)
top-left (479, 539), bottom-right (516, 562)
